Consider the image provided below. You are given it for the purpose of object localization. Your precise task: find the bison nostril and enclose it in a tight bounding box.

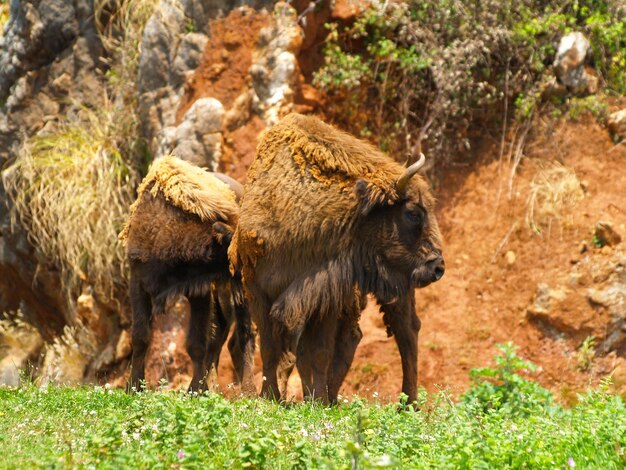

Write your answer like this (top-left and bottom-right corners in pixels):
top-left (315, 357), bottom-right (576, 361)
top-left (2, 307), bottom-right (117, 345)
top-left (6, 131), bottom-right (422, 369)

top-left (426, 256), bottom-right (445, 281)
top-left (434, 266), bottom-right (445, 280)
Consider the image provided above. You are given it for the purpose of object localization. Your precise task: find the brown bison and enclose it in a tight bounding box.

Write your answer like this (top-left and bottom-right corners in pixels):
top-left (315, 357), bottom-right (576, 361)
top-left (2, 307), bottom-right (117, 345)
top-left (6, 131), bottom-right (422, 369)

top-left (120, 156), bottom-right (255, 392)
top-left (231, 113), bottom-right (444, 404)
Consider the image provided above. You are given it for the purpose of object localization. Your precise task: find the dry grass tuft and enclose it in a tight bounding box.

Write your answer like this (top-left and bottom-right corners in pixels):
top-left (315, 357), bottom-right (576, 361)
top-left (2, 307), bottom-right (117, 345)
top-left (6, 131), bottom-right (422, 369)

top-left (94, 0), bottom-right (160, 100)
top-left (3, 106), bottom-right (137, 303)
top-left (39, 325), bottom-right (96, 386)
top-left (526, 163), bottom-right (585, 235)
top-left (0, 311), bottom-right (43, 386)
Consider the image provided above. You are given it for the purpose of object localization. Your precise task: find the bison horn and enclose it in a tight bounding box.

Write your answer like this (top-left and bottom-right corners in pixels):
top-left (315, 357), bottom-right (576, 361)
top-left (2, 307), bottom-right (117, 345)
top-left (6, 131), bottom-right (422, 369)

top-left (213, 172), bottom-right (244, 202)
top-left (396, 152), bottom-right (425, 195)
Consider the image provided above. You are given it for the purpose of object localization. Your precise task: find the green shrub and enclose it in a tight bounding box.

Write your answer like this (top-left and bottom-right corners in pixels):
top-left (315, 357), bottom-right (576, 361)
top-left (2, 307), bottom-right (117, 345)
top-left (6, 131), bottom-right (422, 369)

top-left (462, 342), bottom-right (553, 415)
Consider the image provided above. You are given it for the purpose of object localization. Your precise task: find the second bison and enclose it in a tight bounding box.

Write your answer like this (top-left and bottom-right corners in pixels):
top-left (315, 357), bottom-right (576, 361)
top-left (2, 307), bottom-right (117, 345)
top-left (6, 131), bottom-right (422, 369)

top-left (121, 156), bottom-right (255, 392)
top-left (232, 113), bottom-right (444, 404)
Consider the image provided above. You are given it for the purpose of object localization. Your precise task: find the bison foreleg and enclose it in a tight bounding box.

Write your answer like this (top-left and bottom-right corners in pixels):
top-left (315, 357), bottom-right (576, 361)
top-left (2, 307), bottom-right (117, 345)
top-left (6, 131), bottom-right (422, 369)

top-left (328, 317), bottom-right (362, 404)
top-left (129, 276), bottom-right (152, 391)
top-left (304, 314), bottom-right (338, 404)
top-left (381, 294), bottom-right (421, 406)
top-left (187, 294), bottom-right (211, 392)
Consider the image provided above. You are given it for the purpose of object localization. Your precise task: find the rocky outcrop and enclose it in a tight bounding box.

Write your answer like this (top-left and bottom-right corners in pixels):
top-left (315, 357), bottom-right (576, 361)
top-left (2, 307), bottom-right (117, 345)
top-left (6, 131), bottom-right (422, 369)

top-left (140, 0), bottom-right (301, 172)
top-left (527, 245), bottom-right (626, 359)
top-left (0, 0), bottom-right (107, 385)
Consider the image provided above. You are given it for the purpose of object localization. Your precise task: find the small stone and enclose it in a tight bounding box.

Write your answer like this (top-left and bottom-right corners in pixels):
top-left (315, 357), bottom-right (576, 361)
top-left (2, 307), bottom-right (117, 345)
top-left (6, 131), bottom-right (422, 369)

top-left (595, 221), bottom-right (622, 247)
top-left (608, 109), bottom-right (626, 142)
top-left (505, 250), bottom-right (516, 265)
top-left (115, 330), bottom-right (132, 361)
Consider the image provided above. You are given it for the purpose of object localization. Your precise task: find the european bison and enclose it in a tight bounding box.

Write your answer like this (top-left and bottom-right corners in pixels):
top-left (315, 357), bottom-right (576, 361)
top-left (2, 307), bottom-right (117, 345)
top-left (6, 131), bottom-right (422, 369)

top-left (231, 113), bottom-right (444, 404)
top-left (120, 156), bottom-right (255, 392)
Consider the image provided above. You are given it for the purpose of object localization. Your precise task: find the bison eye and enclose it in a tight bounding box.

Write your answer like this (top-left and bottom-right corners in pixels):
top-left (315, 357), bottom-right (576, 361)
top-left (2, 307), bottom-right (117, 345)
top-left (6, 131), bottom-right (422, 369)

top-left (402, 207), bottom-right (424, 227)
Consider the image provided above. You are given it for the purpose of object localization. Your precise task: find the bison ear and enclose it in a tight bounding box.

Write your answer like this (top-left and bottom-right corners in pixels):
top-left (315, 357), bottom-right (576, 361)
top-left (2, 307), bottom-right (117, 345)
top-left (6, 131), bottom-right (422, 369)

top-left (212, 221), bottom-right (234, 245)
top-left (354, 179), bottom-right (394, 216)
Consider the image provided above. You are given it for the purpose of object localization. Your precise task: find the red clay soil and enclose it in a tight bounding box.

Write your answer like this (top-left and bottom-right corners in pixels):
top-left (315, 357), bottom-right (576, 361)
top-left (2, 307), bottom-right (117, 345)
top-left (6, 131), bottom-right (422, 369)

top-left (175, 9), bottom-right (270, 123)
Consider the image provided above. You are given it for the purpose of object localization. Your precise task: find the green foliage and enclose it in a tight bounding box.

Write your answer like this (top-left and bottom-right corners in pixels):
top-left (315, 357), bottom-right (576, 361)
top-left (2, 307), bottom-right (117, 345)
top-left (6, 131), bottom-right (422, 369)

top-left (593, 233), bottom-right (604, 248)
top-left (578, 336), bottom-right (596, 371)
top-left (1, 346), bottom-right (625, 468)
top-left (462, 342), bottom-right (554, 415)
top-left (315, 0), bottom-right (626, 163)
top-left (567, 95), bottom-right (609, 122)
top-left (0, 1), bottom-right (9, 35)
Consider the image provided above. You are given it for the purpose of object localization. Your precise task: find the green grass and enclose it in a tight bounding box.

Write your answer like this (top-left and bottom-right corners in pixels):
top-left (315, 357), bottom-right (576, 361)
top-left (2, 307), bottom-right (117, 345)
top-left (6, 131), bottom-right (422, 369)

top-left (1, 346), bottom-right (625, 468)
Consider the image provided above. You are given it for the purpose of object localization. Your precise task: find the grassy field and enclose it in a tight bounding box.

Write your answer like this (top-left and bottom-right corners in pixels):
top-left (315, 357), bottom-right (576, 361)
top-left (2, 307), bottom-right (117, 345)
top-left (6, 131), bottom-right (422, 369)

top-left (0, 345), bottom-right (624, 469)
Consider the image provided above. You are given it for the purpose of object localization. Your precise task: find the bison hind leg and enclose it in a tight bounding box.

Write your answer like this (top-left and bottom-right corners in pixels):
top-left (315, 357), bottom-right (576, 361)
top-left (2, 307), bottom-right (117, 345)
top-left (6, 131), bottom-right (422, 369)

top-left (186, 294), bottom-right (212, 392)
top-left (129, 276), bottom-right (153, 392)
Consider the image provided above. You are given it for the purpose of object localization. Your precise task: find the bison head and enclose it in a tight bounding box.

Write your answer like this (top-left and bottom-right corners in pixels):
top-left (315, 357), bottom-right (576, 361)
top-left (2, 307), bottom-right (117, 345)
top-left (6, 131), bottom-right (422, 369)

top-left (354, 154), bottom-right (444, 300)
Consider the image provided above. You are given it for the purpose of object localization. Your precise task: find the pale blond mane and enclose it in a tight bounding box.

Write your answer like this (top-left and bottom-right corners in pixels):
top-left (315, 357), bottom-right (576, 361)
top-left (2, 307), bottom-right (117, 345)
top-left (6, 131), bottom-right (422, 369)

top-left (119, 156), bottom-right (238, 242)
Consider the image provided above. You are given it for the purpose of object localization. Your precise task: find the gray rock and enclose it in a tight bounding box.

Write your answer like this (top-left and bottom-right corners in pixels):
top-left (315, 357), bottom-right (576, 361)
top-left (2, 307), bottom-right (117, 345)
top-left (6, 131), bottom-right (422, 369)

top-left (553, 32), bottom-right (597, 96)
top-left (167, 98), bottom-right (225, 168)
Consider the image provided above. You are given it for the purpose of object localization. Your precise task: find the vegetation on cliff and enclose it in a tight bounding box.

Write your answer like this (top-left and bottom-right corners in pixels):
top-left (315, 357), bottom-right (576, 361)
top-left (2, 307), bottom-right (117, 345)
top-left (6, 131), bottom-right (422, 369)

top-left (315, 0), bottom-right (625, 163)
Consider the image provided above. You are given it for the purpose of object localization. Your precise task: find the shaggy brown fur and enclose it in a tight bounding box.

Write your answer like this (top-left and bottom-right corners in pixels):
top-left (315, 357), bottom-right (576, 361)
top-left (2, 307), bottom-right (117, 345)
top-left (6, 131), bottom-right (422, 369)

top-left (124, 156), bottom-right (254, 393)
top-left (232, 113), bottom-right (444, 404)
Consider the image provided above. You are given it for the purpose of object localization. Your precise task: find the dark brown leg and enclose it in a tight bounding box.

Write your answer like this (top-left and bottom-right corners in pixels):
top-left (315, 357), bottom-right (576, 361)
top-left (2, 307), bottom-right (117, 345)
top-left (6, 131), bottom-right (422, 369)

top-left (296, 329), bottom-right (313, 400)
top-left (187, 294), bottom-right (211, 392)
top-left (205, 292), bottom-right (231, 389)
top-left (309, 314), bottom-right (338, 404)
top-left (381, 294), bottom-right (420, 406)
top-left (129, 276), bottom-right (152, 391)
top-left (245, 283), bottom-right (281, 400)
top-left (229, 281), bottom-right (256, 395)
top-left (328, 317), bottom-right (362, 403)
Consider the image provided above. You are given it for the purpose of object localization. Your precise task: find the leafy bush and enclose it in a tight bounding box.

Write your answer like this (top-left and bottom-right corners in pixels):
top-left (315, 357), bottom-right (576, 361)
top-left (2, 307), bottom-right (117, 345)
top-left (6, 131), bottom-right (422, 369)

top-left (314, 0), bottom-right (626, 166)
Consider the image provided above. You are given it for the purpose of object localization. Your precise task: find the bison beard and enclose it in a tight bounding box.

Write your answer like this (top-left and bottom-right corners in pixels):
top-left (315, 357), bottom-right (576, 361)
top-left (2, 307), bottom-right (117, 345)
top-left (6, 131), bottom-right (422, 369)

top-left (121, 156), bottom-right (255, 393)
top-left (232, 113), bottom-right (444, 404)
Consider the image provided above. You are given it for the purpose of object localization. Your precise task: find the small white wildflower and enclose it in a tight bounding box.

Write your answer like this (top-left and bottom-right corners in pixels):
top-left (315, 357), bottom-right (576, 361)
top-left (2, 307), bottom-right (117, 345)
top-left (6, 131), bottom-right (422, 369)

top-left (104, 383), bottom-right (112, 390)
top-left (132, 432), bottom-right (140, 440)
top-left (372, 391), bottom-right (379, 398)
top-left (262, 376), bottom-right (267, 382)
top-left (89, 410), bottom-right (96, 415)
top-left (343, 398), bottom-right (349, 403)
